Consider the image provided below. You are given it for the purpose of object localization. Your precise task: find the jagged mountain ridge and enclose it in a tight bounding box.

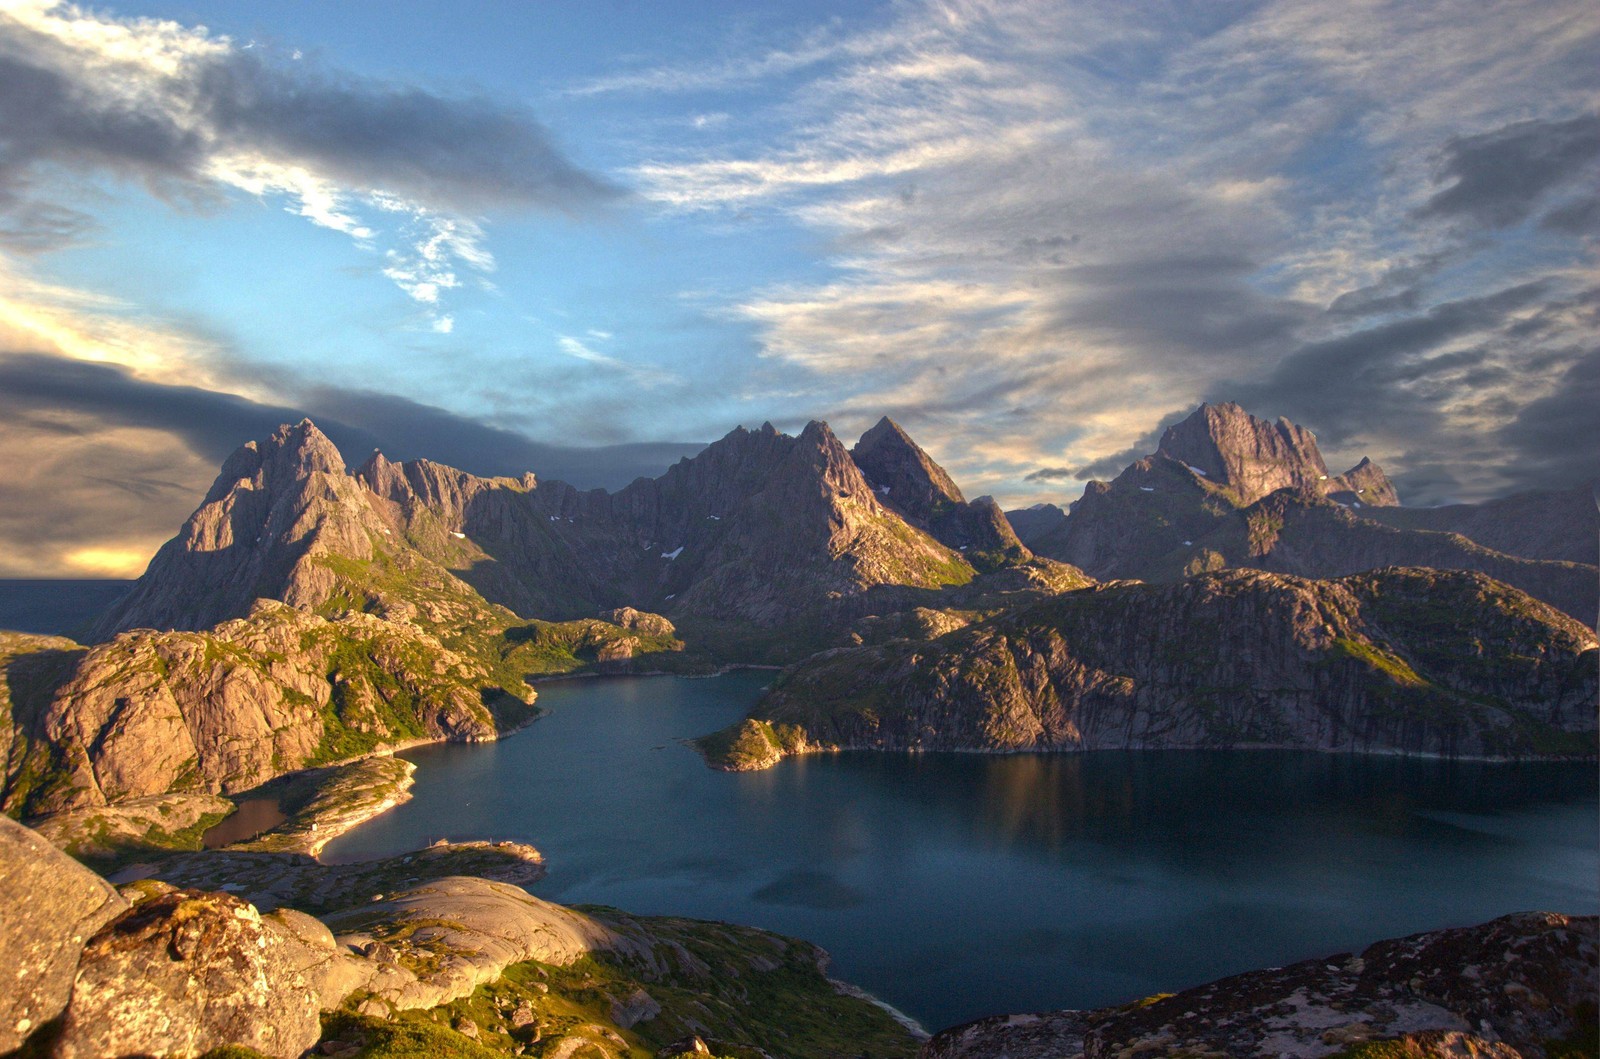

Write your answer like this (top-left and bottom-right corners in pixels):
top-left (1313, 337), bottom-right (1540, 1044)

top-left (96, 417), bottom-right (1002, 642)
top-left (700, 567), bottom-right (1598, 770)
top-left (1361, 479), bottom-right (1599, 564)
top-left (1010, 402), bottom-right (1596, 625)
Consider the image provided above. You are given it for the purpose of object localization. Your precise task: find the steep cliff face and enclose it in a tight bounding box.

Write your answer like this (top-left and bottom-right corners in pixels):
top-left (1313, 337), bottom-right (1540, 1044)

top-left (92, 421), bottom-right (393, 639)
top-left (4, 600), bottom-right (533, 817)
top-left (851, 417), bottom-right (966, 518)
top-left (1156, 402), bottom-right (1397, 507)
top-left (654, 420), bottom-right (975, 624)
top-left (703, 568), bottom-right (1597, 768)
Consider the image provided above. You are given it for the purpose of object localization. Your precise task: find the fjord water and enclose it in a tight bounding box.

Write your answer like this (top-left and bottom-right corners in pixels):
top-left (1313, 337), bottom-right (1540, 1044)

top-left (322, 673), bottom-right (1599, 1031)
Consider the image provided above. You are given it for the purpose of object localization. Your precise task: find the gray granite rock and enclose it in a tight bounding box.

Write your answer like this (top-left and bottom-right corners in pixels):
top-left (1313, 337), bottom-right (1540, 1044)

top-left (0, 815), bottom-right (127, 1053)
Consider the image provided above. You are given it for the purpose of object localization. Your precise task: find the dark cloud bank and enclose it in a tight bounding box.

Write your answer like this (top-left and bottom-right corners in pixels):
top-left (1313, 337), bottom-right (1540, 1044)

top-left (0, 11), bottom-right (624, 253)
top-left (0, 353), bottom-right (703, 489)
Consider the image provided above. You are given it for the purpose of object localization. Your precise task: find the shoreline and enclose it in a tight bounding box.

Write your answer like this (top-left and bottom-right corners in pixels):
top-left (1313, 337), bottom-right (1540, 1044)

top-left (528, 661), bottom-right (784, 685)
top-left (705, 736), bottom-right (1600, 772)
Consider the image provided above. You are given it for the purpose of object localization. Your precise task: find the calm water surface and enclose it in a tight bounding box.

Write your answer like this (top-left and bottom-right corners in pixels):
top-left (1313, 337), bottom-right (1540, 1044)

top-left (322, 672), bottom-right (1599, 1030)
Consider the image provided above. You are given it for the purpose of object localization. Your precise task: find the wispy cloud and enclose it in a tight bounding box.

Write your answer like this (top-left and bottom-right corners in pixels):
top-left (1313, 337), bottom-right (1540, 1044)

top-left (556, 333), bottom-right (676, 385)
top-left (622, 0), bottom-right (1600, 503)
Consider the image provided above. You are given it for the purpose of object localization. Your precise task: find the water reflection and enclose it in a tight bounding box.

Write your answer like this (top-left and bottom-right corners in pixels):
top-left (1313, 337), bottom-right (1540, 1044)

top-left (319, 674), bottom-right (1598, 1031)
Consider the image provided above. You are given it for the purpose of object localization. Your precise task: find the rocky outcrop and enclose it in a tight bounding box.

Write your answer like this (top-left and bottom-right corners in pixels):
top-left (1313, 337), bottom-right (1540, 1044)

top-left (0, 814), bottom-right (127, 1052)
top-left (128, 838), bottom-right (548, 916)
top-left (1326, 454), bottom-right (1400, 507)
top-left (55, 887), bottom-right (328, 1059)
top-left (599, 607), bottom-right (677, 638)
top-left (704, 567), bottom-right (1598, 768)
top-left (4, 807), bottom-right (914, 1059)
top-left (922, 912), bottom-right (1598, 1059)
top-left (324, 876), bottom-right (634, 1011)
top-left (4, 600), bottom-right (527, 817)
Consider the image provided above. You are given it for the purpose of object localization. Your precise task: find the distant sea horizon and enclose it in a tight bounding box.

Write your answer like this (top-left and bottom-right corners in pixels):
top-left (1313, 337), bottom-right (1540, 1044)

top-left (0, 579), bottom-right (133, 637)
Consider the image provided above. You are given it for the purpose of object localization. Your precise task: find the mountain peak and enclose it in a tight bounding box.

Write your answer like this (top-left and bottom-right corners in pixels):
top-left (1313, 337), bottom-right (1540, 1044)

top-left (851, 417), bottom-right (964, 511)
top-left (1157, 403), bottom-right (1330, 505)
top-left (266, 418), bottom-right (347, 477)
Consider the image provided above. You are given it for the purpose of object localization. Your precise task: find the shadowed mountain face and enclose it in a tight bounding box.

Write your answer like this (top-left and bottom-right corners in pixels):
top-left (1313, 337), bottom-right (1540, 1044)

top-left (1361, 480), bottom-right (1599, 565)
top-left (94, 418), bottom-right (1002, 642)
top-left (850, 417), bottom-right (1031, 572)
top-left (1009, 403), bottom-right (1596, 626)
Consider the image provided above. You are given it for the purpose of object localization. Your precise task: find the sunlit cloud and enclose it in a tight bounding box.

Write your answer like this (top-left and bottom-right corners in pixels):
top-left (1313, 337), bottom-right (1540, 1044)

top-left (0, 0), bottom-right (616, 326)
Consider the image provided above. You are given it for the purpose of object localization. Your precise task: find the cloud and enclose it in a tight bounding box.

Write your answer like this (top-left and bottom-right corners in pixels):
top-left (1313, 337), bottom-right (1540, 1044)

top-left (0, 350), bottom-right (702, 485)
top-left (1212, 281), bottom-right (1598, 501)
top-left (1420, 113), bottom-right (1600, 228)
top-left (0, 1), bottom-right (621, 318)
top-left (0, 408), bottom-right (219, 578)
top-left (622, 0), bottom-right (1600, 507)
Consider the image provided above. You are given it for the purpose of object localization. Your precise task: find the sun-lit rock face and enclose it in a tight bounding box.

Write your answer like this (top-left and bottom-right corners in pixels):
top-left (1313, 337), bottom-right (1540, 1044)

top-left (4, 601), bottom-right (506, 818)
top-left (0, 814), bottom-right (128, 1054)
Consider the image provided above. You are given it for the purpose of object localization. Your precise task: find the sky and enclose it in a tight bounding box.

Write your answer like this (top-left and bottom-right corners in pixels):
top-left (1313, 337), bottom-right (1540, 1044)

top-left (0, 0), bottom-right (1596, 577)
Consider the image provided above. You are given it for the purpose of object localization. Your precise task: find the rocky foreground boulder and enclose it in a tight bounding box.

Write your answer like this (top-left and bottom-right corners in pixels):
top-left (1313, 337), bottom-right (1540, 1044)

top-left (0, 815), bottom-right (126, 1052)
top-left (55, 886), bottom-right (328, 1059)
top-left (922, 912), bottom-right (1598, 1059)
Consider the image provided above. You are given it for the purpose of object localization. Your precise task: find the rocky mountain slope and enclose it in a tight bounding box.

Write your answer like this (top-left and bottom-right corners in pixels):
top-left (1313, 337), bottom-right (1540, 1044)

top-left (699, 567), bottom-right (1598, 769)
top-left (923, 912), bottom-right (1598, 1059)
top-left (96, 418), bottom-right (988, 643)
top-left (1156, 401), bottom-right (1400, 507)
top-left (1010, 403), bottom-right (1596, 625)
top-left (851, 416), bottom-right (1031, 571)
top-left (1, 601), bottom-right (540, 818)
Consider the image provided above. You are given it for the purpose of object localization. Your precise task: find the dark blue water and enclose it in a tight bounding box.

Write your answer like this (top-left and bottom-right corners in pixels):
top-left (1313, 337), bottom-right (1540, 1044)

top-left (322, 673), bottom-right (1600, 1031)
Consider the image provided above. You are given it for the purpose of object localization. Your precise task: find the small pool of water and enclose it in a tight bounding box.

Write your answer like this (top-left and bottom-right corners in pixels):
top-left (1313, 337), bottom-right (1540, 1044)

top-left (321, 673), bottom-right (1600, 1030)
top-left (201, 797), bottom-right (288, 848)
